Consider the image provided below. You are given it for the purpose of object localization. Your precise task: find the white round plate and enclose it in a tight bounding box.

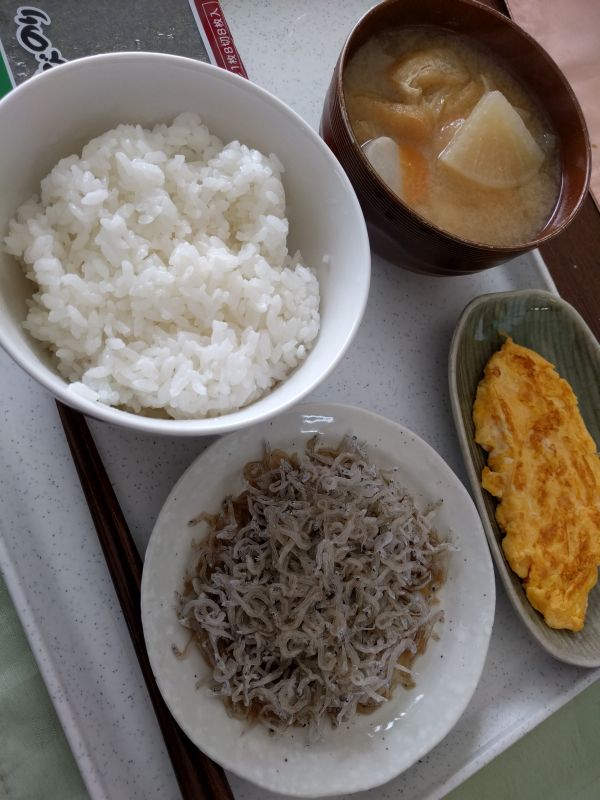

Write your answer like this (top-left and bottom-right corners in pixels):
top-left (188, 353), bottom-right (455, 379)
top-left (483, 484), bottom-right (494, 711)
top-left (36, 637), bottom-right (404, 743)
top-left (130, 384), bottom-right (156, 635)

top-left (141, 403), bottom-right (495, 796)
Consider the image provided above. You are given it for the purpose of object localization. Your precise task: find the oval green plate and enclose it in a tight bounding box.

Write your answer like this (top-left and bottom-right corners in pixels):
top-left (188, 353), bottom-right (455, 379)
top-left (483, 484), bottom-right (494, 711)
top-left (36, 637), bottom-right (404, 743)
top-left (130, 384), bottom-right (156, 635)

top-left (449, 288), bottom-right (600, 667)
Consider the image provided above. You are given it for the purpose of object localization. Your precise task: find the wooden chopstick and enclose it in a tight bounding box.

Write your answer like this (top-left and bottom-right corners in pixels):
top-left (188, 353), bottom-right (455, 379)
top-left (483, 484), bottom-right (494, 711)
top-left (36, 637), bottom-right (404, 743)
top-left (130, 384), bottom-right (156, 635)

top-left (56, 401), bottom-right (234, 800)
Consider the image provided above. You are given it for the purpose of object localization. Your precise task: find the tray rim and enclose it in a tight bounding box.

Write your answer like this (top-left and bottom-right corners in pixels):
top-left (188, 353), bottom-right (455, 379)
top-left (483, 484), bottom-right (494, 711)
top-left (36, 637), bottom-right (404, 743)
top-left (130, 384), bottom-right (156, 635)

top-left (1, 0), bottom-right (598, 794)
top-left (0, 533), bottom-right (110, 800)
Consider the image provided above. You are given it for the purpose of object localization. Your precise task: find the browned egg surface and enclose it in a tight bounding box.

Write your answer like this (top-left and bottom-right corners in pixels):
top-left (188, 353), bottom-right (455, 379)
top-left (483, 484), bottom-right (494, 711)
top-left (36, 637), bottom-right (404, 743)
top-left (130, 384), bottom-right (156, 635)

top-left (473, 338), bottom-right (600, 631)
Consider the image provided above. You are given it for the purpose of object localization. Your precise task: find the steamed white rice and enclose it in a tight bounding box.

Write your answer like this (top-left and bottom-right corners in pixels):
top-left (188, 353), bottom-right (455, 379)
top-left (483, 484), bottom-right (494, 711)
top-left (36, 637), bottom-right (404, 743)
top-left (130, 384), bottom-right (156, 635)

top-left (4, 113), bottom-right (320, 418)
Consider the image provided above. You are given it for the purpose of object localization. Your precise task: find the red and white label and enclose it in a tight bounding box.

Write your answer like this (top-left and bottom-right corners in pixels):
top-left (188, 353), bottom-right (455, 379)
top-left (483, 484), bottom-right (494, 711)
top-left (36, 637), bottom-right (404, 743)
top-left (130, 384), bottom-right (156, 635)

top-left (188, 0), bottom-right (247, 78)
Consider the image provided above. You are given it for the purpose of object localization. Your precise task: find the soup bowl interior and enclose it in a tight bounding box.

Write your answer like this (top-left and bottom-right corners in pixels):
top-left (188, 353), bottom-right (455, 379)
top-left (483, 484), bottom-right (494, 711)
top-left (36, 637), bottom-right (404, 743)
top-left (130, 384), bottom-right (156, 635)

top-left (0, 52), bottom-right (370, 435)
top-left (321, 0), bottom-right (590, 275)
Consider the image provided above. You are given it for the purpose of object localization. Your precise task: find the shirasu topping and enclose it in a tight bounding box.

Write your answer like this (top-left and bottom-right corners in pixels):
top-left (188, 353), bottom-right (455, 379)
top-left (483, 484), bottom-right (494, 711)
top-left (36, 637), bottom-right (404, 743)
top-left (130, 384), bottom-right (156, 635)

top-left (177, 435), bottom-right (452, 737)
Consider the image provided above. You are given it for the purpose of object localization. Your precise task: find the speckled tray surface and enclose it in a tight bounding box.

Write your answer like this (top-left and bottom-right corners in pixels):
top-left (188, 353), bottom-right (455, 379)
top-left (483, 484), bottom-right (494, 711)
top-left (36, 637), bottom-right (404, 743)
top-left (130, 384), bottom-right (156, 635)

top-left (0, 2), bottom-right (598, 800)
top-left (450, 290), bottom-right (600, 668)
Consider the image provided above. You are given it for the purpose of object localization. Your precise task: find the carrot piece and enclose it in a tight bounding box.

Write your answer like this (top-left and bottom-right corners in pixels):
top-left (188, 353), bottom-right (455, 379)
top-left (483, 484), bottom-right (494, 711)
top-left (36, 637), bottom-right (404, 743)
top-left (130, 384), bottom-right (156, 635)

top-left (397, 144), bottom-right (428, 205)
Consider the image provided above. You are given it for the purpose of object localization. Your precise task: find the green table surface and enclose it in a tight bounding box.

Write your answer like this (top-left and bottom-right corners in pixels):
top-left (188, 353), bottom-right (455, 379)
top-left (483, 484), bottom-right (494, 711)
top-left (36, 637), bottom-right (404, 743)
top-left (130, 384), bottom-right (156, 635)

top-left (1, 571), bottom-right (599, 800)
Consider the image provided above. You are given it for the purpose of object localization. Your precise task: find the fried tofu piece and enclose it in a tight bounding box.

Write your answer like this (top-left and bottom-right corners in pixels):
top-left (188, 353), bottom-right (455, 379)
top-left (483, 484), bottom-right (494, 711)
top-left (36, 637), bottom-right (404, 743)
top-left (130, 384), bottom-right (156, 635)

top-left (346, 94), bottom-right (433, 143)
top-left (388, 47), bottom-right (470, 102)
top-left (473, 337), bottom-right (600, 631)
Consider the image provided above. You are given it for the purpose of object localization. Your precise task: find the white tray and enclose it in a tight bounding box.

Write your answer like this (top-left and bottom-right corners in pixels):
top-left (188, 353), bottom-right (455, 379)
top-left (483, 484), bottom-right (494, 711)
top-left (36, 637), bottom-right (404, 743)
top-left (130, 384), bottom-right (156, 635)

top-left (1, 2), bottom-right (598, 799)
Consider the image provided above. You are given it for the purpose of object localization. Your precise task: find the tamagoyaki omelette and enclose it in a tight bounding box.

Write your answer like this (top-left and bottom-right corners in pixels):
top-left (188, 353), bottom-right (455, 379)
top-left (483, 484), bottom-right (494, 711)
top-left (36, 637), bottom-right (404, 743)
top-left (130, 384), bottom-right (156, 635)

top-left (473, 337), bottom-right (600, 632)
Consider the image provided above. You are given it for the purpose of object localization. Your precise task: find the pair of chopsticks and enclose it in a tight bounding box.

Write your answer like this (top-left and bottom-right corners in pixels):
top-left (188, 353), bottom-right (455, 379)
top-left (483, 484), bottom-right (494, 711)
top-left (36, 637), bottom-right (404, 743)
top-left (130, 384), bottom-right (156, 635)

top-left (57, 401), bottom-right (234, 800)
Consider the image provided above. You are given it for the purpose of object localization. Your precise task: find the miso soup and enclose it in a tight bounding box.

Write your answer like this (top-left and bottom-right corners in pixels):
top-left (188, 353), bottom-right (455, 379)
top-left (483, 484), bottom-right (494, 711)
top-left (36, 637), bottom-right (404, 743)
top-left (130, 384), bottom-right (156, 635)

top-left (344, 27), bottom-right (560, 246)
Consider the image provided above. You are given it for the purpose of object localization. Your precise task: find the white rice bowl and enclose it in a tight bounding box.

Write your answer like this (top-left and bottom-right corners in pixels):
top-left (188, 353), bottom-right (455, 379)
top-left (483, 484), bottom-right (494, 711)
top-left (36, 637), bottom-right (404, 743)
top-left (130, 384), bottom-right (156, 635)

top-left (4, 112), bottom-right (320, 419)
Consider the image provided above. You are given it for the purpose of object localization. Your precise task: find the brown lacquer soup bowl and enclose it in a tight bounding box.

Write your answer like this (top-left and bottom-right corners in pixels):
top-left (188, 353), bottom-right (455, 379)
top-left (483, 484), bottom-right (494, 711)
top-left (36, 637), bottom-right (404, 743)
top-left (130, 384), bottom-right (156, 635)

top-left (321, 0), bottom-right (590, 276)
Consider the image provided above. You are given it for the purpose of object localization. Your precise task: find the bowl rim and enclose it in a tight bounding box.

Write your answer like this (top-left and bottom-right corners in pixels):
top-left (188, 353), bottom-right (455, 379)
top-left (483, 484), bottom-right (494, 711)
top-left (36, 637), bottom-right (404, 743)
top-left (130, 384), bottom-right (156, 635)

top-left (334, 0), bottom-right (591, 253)
top-left (141, 400), bottom-right (496, 795)
top-left (0, 51), bottom-right (371, 436)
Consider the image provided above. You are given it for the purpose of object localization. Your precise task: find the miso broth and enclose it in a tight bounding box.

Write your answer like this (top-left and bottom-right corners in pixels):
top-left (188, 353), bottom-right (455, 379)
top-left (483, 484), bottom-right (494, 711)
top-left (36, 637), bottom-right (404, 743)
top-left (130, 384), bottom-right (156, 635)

top-left (344, 27), bottom-right (560, 246)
